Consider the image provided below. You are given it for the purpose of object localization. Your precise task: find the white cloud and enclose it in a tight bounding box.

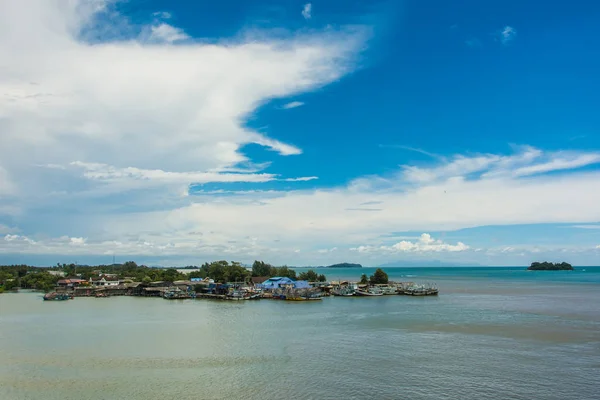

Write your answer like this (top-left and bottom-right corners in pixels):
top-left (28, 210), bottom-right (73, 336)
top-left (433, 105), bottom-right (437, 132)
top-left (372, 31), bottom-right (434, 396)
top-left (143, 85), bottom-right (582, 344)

top-left (4, 145), bottom-right (600, 264)
top-left (512, 153), bottom-right (600, 177)
top-left (282, 101), bottom-right (305, 109)
top-left (146, 23), bottom-right (189, 43)
top-left (351, 234), bottom-right (469, 254)
top-left (70, 237), bottom-right (87, 245)
top-left (317, 247), bottom-right (337, 253)
top-left (0, 0), bottom-right (365, 208)
top-left (4, 234), bottom-right (35, 245)
top-left (499, 26), bottom-right (517, 45)
top-left (284, 176), bottom-right (318, 182)
top-left (302, 3), bottom-right (312, 20)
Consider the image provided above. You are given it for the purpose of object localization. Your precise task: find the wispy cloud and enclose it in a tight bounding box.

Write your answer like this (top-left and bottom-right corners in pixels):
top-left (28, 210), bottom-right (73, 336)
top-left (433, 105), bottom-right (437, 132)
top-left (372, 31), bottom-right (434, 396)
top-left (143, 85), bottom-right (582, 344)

top-left (282, 101), bottom-right (305, 109)
top-left (284, 176), bottom-right (318, 182)
top-left (498, 26), bottom-right (517, 45)
top-left (152, 11), bottom-right (172, 20)
top-left (302, 3), bottom-right (312, 20)
top-left (379, 144), bottom-right (442, 159)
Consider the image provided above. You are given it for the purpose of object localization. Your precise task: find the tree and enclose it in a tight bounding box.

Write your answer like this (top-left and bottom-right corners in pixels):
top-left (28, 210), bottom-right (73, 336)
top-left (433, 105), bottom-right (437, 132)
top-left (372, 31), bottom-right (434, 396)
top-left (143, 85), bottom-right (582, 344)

top-left (360, 274), bottom-right (368, 284)
top-left (317, 274), bottom-right (327, 282)
top-left (272, 266), bottom-right (296, 279)
top-left (369, 268), bottom-right (388, 284)
top-left (252, 261), bottom-right (272, 277)
top-left (298, 270), bottom-right (319, 282)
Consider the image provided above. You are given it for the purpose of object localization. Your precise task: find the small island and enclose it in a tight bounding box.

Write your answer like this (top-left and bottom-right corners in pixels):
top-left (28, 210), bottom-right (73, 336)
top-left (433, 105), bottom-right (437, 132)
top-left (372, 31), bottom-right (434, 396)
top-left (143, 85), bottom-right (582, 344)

top-left (527, 262), bottom-right (574, 271)
top-left (327, 263), bottom-right (362, 269)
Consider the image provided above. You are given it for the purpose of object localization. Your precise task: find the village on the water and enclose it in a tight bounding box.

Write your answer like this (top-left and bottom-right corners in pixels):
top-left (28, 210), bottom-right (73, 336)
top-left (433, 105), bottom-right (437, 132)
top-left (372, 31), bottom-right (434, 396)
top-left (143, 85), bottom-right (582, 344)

top-left (0, 261), bottom-right (439, 301)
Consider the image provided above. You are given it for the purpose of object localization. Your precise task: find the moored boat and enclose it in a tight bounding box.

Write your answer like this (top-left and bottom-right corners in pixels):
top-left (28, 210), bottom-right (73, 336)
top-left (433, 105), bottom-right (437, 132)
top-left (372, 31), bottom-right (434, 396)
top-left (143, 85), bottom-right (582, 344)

top-left (354, 287), bottom-right (384, 296)
top-left (402, 284), bottom-right (439, 296)
top-left (285, 296), bottom-right (322, 301)
top-left (331, 284), bottom-right (357, 297)
top-left (43, 292), bottom-right (72, 301)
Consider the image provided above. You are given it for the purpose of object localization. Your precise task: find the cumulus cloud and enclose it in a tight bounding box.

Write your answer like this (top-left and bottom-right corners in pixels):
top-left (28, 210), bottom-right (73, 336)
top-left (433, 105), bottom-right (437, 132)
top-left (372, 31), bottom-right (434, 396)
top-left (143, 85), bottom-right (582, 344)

top-left (0, 0), bottom-right (366, 210)
top-left (498, 26), bottom-right (517, 45)
top-left (70, 237), bottom-right (87, 245)
top-left (146, 23), bottom-right (189, 43)
top-left (302, 3), bottom-right (312, 20)
top-left (351, 234), bottom-right (469, 254)
top-left (281, 101), bottom-right (305, 109)
top-left (4, 234), bottom-right (35, 245)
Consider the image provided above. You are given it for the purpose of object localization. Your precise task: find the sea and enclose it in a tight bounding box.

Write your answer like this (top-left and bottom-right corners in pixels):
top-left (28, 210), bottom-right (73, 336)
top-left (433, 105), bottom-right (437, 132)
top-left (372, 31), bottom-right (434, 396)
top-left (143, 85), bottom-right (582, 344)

top-left (1, 266), bottom-right (599, 400)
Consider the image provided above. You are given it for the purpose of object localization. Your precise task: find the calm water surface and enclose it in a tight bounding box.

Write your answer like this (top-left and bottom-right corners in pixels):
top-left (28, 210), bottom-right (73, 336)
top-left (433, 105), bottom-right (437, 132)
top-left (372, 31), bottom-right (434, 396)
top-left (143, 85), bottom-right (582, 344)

top-left (1, 267), bottom-right (600, 400)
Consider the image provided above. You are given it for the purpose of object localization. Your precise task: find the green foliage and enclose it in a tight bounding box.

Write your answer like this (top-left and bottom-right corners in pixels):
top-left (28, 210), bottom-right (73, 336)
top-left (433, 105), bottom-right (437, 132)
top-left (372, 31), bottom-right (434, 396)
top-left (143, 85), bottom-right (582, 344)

top-left (298, 270), bottom-right (317, 281)
top-left (369, 268), bottom-right (388, 284)
top-left (272, 265), bottom-right (296, 279)
top-left (359, 274), bottom-right (368, 284)
top-left (195, 260), bottom-right (250, 283)
top-left (528, 262), bottom-right (573, 271)
top-left (297, 270), bottom-right (328, 282)
top-left (20, 271), bottom-right (59, 292)
top-left (252, 260), bottom-right (272, 277)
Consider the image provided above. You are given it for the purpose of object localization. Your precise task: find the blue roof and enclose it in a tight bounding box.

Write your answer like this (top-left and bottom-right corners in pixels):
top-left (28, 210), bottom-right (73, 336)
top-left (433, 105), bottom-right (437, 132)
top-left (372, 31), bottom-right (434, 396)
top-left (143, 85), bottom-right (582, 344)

top-left (258, 277), bottom-right (311, 289)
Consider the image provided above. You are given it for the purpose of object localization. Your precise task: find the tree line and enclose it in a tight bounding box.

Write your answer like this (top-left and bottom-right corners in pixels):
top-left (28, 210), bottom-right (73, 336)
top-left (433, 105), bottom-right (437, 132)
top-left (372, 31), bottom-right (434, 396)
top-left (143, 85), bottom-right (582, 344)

top-left (0, 260), bottom-right (329, 293)
top-left (528, 262), bottom-right (573, 271)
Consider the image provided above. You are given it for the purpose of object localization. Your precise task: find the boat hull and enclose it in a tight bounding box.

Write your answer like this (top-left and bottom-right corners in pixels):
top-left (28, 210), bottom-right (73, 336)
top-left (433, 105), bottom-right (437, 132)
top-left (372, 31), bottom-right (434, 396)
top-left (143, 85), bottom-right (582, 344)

top-left (354, 290), bottom-right (383, 296)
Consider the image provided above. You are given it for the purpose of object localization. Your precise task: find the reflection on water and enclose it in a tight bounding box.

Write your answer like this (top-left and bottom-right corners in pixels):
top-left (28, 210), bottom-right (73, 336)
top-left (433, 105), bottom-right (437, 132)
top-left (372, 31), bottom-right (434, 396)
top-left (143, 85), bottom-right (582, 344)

top-left (1, 274), bottom-right (600, 400)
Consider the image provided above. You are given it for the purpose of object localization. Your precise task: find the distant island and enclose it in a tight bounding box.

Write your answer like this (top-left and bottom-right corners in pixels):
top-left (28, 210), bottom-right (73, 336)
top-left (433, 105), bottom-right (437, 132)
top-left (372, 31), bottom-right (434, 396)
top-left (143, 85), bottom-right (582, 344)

top-left (327, 263), bottom-right (362, 268)
top-left (527, 262), bottom-right (574, 271)
top-left (295, 263), bottom-right (363, 269)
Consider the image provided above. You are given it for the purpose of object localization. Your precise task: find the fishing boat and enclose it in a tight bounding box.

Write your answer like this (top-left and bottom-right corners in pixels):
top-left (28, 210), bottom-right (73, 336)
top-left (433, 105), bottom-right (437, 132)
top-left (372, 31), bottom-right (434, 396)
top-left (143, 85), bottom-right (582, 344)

top-left (285, 296), bottom-right (322, 301)
top-left (331, 283), bottom-right (357, 297)
top-left (379, 285), bottom-right (398, 295)
top-left (43, 292), bottom-right (72, 301)
top-left (403, 284), bottom-right (439, 296)
top-left (354, 287), bottom-right (384, 296)
top-left (95, 292), bottom-right (110, 298)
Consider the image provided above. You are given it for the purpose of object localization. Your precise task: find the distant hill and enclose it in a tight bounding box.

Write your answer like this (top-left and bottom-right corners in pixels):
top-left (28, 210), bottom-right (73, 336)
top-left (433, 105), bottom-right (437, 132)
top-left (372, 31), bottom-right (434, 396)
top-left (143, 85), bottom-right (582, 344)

top-left (295, 263), bottom-right (363, 269)
top-left (326, 263), bottom-right (362, 268)
top-left (527, 262), bottom-right (573, 271)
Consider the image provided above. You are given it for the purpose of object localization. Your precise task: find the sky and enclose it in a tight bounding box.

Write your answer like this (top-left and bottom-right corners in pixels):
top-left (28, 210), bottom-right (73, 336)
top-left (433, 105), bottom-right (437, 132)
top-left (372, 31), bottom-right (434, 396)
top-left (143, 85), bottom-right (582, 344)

top-left (1, 0), bottom-right (600, 267)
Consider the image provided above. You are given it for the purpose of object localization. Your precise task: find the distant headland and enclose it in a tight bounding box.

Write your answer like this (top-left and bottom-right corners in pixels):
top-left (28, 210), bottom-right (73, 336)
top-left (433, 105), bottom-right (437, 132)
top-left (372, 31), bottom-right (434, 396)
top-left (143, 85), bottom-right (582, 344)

top-left (301, 263), bottom-right (362, 269)
top-left (326, 263), bottom-right (362, 268)
top-left (527, 262), bottom-right (574, 271)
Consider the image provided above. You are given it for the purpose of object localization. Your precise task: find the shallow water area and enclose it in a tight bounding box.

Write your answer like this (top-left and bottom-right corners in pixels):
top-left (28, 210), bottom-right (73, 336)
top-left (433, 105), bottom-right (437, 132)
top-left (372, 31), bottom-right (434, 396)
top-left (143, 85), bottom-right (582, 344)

top-left (1, 267), bottom-right (600, 400)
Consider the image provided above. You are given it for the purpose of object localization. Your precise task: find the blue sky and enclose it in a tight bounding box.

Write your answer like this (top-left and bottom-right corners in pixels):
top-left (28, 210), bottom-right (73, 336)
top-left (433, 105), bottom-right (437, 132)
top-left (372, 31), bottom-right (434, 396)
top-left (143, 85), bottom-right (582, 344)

top-left (1, 0), bottom-right (600, 266)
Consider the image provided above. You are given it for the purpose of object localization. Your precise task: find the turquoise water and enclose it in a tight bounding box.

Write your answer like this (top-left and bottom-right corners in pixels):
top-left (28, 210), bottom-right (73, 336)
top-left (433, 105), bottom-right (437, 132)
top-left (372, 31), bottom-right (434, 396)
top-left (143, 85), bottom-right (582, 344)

top-left (1, 267), bottom-right (599, 400)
